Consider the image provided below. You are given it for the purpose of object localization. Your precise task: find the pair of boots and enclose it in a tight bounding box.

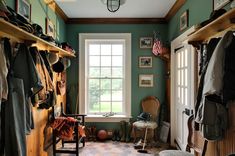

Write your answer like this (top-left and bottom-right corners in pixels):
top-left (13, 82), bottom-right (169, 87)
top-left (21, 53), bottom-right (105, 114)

top-left (120, 120), bottom-right (132, 142)
top-left (112, 130), bottom-right (121, 141)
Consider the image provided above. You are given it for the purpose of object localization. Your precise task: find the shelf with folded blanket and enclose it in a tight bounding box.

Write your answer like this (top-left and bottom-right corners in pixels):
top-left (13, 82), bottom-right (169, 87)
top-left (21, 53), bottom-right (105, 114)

top-left (0, 19), bottom-right (75, 57)
top-left (188, 8), bottom-right (235, 46)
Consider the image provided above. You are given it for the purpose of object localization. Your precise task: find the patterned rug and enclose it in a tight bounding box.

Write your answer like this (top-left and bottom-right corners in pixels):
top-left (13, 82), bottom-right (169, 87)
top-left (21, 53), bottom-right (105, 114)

top-left (78, 141), bottom-right (169, 156)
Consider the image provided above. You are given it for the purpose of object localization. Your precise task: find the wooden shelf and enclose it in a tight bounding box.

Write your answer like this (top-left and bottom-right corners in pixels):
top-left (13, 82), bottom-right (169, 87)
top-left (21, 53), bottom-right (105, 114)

top-left (188, 8), bottom-right (235, 45)
top-left (0, 19), bottom-right (75, 57)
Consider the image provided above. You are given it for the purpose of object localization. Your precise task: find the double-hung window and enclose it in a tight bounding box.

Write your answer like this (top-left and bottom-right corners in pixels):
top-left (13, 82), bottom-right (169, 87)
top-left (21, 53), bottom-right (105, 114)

top-left (79, 33), bottom-right (131, 122)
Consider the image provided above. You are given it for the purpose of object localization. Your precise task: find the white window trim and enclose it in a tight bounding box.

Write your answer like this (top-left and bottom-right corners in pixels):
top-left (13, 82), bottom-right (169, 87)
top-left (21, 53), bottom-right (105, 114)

top-left (79, 33), bottom-right (132, 122)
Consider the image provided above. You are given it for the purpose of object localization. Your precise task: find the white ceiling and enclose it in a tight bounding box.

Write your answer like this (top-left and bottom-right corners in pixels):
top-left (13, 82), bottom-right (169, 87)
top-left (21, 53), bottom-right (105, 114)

top-left (55, 0), bottom-right (176, 18)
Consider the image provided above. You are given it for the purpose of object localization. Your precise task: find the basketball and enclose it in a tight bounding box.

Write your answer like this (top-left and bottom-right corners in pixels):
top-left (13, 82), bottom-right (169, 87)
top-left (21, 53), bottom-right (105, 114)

top-left (97, 129), bottom-right (107, 141)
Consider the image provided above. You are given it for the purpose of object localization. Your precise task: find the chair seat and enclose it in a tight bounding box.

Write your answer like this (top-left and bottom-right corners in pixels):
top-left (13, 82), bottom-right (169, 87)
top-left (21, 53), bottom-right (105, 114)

top-left (159, 150), bottom-right (194, 156)
top-left (133, 121), bottom-right (157, 129)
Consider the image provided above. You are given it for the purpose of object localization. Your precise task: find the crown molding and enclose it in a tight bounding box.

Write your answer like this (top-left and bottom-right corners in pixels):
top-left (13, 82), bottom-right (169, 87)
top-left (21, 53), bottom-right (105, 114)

top-left (45, 0), bottom-right (185, 24)
top-left (165, 0), bottom-right (186, 21)
top-left (66, 18), bottom-right (166, 24)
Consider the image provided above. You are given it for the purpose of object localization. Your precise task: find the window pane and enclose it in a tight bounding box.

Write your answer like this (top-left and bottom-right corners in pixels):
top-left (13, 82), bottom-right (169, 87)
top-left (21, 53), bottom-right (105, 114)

top-left (112, 102), bottom-right (122, 112)
top-left (101, 79), bottom-right (111, 89)
top-left (112, 79), bottom-right (122, 90)
top-left (100, 102), bottom-right (111, 112)
top-left (112, 56), bottom-right (123, 66)
top-left (89, 44), bottom-right (100, 55)
top-left (88, 90), bottom-right (100, 112)
top-left (89, 67), bottom-right (100, 77)
top-left (112, 91), bottom-right (122, 101)
top-left (101, 56), bottom-right (111, 66)
top-left (100, 90), bottom-right (111, 101)
top-left (101, 67), bottom-right (111, 77)
top-left (88, 79), bottom-right (99, 90)
top-left (101, 44), bottom-right (111, 55)
top-left (112, 44), bottom-right (123, 55)
top-left (112, 67), bottom-right (123, 77)
top-left (89, 56), bottom-right (100, 66)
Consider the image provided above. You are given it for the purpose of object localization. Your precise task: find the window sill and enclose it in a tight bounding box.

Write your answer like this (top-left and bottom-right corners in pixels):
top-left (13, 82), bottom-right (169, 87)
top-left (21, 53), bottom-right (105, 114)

top-left (85, 115), bottom-right (132, 122)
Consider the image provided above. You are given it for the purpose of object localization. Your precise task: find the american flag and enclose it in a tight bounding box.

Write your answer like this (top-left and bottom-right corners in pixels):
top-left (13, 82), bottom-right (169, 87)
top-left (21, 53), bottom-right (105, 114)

top-left (152, 39), bottom-right (163, 56)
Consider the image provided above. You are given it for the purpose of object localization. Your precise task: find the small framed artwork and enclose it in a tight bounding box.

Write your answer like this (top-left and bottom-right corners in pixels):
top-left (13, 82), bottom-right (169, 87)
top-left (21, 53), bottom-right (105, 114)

top-left (139, 74), bottom-right (154, 87)
top-left (16, 0), bottom-right (31, 21)
top-left (213, 0), bottom-right (230, 10)
top-left (140, 37), bottom-right (153, 49)
top-left (180, 10), bottom-right (188, 31)
top-left (46, 18), bottom-right (55, 39)
top-left (139, 56), bottom-right (152, 68)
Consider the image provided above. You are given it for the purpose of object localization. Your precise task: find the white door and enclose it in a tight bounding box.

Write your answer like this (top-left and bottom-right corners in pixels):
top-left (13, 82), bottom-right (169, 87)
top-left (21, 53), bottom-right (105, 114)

top-left (173, 44), bottom-right (195, 150)
top-left (170, 26), bottom-right (197, 150)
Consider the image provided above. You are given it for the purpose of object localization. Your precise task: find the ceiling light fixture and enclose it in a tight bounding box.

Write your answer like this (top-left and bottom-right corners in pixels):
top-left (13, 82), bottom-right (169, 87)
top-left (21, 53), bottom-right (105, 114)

top-left (101, 0), bottom-right (126, 13)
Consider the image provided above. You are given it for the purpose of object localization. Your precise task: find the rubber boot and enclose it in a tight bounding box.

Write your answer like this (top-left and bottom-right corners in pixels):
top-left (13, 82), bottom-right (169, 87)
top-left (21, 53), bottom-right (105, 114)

top-left (112, 130), bottom-right (117, 141)
top-left (120, 120), bottom-right (126, 142)
top-left (125, 122), bottom-right (132, 142)
top-left (116, 130), bottom-right (121, 141)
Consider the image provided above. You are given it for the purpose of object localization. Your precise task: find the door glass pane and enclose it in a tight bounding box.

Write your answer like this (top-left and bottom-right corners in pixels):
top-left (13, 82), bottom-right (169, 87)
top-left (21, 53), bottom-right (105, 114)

top-left (185, 49), bottom-right (188, 67)
top-left (181, 51), bottom-right (184, 67)
top-left (177, 70), bottom-right (180, 85)
top-left (185, 88), bottom-right (188, 106)
top-left (185, 69), bottom-right (188, 86)
top-left (177, 53), bottom-right (180, 68)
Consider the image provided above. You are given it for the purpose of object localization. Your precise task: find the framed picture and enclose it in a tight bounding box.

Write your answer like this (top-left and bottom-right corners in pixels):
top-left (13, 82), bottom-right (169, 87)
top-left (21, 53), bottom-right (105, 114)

top-left (16, 0), bottom-right (31, 21)
top-left (139, 56), bottom-right (152, 68)
top-left (140, 37), bottom-right (153, 49)
top-left (180, 10), bottom-right (188, 31)
top-left (213, 0), bottom-right (230, 10)
top-left (139, 74), bottom-right (154, 87)
top-left (46, 18), bottom-right (55, 39)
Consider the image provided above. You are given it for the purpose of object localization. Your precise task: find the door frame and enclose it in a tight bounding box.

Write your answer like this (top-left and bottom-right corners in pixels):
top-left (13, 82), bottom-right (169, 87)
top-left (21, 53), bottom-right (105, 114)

top-left (170, 26), bottom-right (197, 146)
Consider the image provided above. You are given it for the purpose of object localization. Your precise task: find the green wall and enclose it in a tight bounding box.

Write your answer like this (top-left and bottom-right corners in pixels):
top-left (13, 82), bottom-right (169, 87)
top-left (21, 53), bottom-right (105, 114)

top-left (6, 0), bottom-right (66, 42)
top-left (66, 24), bottom-right (169, 128)
top-left (168, 0), bottom-right (212, 41)
top-left (168, 0), bottom-right (233, 41)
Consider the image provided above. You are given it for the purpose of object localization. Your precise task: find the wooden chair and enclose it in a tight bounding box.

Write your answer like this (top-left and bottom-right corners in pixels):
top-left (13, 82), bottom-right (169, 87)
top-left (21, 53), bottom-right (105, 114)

top-left (133, 96), bottom-right (161, 143)
top-left (159, 115), bottom-right (208, 156)
top-left (51, 103), bottom-right (86, 156)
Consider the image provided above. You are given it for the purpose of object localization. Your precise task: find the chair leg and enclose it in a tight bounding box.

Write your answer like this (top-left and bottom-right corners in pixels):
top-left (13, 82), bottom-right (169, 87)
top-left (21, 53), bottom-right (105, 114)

top-left (133, 126), bottom-right (137, 143)
top-left (52, 130), bottom-right (56, 156)
top-left (75, 126), bottom-right (79, 156)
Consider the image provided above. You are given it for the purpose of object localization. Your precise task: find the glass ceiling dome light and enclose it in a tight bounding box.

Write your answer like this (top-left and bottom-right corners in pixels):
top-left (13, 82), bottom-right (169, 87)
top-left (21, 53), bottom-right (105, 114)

top-left (101, 0), bottom-right (126, 13)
